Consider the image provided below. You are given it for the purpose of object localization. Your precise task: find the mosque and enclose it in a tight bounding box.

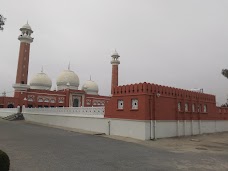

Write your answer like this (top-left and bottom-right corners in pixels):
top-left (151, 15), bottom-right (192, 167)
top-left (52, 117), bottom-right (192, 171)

top-left (0, 23), bottom-right (227, 140)
top-left (0, 23), bottom-right (111, 108)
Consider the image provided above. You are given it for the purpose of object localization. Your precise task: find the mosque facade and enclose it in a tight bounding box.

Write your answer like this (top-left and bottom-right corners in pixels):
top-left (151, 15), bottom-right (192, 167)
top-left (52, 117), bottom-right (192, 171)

top-left (0, 23), bottom-right (227, 122)
top-left (0, 23), bottom-right (110, 108)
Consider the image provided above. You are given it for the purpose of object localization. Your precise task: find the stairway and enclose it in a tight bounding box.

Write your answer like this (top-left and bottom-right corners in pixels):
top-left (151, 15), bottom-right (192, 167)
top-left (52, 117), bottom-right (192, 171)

top-left (3, 113), bottom-right (24, 121)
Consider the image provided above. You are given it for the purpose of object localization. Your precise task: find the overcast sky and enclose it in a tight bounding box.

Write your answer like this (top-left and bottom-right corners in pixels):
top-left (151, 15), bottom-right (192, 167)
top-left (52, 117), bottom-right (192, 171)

top-left (1, 0), bottom-right (228, 105)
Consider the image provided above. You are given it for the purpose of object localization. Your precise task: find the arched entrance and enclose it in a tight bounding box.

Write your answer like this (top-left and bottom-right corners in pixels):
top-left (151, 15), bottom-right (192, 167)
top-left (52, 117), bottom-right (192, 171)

top-left (7, 104), bottom-right (14, 108)
top-left (73, 99), bottom-right (79, 107)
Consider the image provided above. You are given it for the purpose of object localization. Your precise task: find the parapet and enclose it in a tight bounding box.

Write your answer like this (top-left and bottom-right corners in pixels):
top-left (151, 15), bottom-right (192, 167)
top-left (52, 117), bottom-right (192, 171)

top-left (112, 82), bottom-right (215, 102)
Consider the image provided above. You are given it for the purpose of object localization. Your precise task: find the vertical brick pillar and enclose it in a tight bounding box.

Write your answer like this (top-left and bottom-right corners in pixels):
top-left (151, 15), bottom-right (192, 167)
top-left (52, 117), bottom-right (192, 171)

top-left (15, 42), bottom-right (31, 85)
top-left (110, 50), bottom-right (120, 95)
top-left (111, 64), bottom-right (118, 94)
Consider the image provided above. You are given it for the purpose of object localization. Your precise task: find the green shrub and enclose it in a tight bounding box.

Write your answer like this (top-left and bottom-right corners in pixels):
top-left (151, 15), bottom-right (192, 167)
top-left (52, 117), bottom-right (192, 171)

top-left (0, 150), bottom-right (10, 171)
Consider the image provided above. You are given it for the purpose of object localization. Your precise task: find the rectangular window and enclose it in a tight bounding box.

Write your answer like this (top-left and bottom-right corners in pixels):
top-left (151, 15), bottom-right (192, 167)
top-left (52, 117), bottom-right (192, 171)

top-left (178, 102), bottom-right (181, 111)
top-left (192, 104), bottom-right (195, 112)
top-left (118, 100), bottom-right (124, 109)
top-left (131, 99), bottom-right (138, 110)
top-left (185, 103), bottom-right (188, 112)
top-left (198, 104), bottom-right (201, 112)
top-left (203, 104), bottom-right (207, 113)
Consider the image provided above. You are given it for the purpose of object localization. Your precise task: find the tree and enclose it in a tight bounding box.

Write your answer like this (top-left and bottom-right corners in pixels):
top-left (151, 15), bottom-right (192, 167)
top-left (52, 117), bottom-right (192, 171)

top-left (222, 69), bottom-right (228, 79)
top-left (0, 150), bottom-right (10, 171)
top-left (0, 14), bottom-right (6, 31)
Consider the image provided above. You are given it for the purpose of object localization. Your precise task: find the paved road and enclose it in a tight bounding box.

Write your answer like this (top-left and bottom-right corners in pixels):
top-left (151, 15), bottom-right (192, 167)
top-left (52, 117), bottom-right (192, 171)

top-left (0, 119), bottom-right (227, 171)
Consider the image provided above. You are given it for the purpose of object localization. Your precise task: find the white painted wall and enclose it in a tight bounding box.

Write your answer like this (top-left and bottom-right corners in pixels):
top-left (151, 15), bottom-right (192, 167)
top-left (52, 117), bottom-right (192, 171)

top-left (155, 121), bottom-right (177, 138)
top-left (21, 108), bottom-right (228, 140)
top-left (23, 113), bottom-right (150, 140)
top-left (109, 119), bottom-right (150, 140)
top-left (154, 120), bottom-right (228, 139)
top-left (0, 108), bottom-right (19, 118)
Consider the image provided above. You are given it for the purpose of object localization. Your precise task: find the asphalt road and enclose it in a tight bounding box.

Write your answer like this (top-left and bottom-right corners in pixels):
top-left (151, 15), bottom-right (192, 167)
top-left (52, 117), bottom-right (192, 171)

top-left (0, 119), bottom-right (227, 171)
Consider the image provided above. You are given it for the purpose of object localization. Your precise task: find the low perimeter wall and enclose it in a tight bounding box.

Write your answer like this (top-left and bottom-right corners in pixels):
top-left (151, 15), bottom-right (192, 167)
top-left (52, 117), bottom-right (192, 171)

top-left (23, 112), bottom-right (228, 140)
top-left (0, 107), bottom-right (19, 118)
top-left (23, 113), bottom-right (149, 140)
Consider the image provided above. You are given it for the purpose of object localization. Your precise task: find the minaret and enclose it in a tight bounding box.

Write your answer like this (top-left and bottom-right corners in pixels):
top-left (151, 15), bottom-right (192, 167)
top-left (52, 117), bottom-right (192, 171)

top-left (13, 22), bottom-right (34, 97)
top-left (111, 50), bottom-right (120, 94)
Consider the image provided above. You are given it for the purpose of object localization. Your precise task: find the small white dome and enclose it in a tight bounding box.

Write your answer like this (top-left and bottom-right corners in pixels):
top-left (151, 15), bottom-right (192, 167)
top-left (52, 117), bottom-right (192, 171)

top-left (56, 70), bottom-right (79, 90)
top-left (111, 50), bottom-right (120, 57)
top-left (30, 72), bottom-right (52, 90)
top-left (82, 80), bottom-right (99, 95)
top-left (21, 23), bottom-right (32, 31)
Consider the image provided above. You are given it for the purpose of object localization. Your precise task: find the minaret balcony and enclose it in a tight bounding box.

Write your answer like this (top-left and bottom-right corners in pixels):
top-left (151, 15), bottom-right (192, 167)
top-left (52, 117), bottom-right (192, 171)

top-left (13, 83), bottom-right (30, 91)
top-left (111, 60), bottom-right (120, 65)
top-left (18, 35), bottom-right (33, 43)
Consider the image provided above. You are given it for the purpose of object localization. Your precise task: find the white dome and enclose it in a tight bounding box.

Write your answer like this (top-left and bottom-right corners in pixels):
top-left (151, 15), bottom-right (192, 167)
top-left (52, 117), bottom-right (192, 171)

top-left (56, 70), bottom-right (79, 90)
top-left (82, 80), bottom-right (99, 95)
top-left (30, 72), bottom-right (52, 90)
top-left (111, 50), bottom-right (120, 57)
top-left (21, 23), bottom-right (32, 31)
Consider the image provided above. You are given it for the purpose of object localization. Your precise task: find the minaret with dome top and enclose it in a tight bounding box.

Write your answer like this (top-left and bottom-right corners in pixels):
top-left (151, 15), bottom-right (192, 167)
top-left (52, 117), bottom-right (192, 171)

top-left (13, 22), bottom-right (34, 97)
top-left (111, 49), bottom-right (120, 94)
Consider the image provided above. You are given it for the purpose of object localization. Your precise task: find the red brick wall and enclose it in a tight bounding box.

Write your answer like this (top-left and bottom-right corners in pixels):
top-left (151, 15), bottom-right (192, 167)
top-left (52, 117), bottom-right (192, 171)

top-left (0, 97), bottom-right (19, 108)
top-left (105, 82), bottom-right (228, 120)
top-left (84, 94), bottom-right (110, 107)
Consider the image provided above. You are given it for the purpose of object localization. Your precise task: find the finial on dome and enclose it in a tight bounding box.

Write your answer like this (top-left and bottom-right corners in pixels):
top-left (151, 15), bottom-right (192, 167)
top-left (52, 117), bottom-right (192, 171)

top-left (41, 66), bottom-right (44, 73)
top-left (68, 61), bottom-right (71, 70)
top-left (90, 75), bottom-right (91, 81)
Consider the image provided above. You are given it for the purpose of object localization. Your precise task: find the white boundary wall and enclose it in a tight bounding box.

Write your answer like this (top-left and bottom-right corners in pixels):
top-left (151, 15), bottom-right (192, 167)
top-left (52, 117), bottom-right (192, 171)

top-left (23, 113), bottom-right (150, 140)
top-left (0, 107), bottom-right (19, 118)
top-left (22, 108), bottom-right (228, 140)
top-left (154, 120), bottom-right (228, 139)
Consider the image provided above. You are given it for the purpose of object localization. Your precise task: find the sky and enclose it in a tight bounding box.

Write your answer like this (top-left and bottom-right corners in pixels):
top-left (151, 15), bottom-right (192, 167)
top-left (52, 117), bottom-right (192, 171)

top-left (0, 0), bottom-right (228, 105)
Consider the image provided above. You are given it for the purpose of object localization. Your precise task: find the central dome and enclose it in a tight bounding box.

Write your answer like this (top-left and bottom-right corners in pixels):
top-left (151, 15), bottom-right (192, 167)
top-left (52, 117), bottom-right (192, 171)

top-left (56, 69), bottom-right (79, 90)
top-left (30, 72), bottom-right (52, 90)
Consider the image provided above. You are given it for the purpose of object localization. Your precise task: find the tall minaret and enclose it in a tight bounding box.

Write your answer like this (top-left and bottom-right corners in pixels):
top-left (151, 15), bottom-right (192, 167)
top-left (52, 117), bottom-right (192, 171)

top-left (111, 50), bottom-right (120, 94)
top-left (13, 22), bottom-right (34, 97)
